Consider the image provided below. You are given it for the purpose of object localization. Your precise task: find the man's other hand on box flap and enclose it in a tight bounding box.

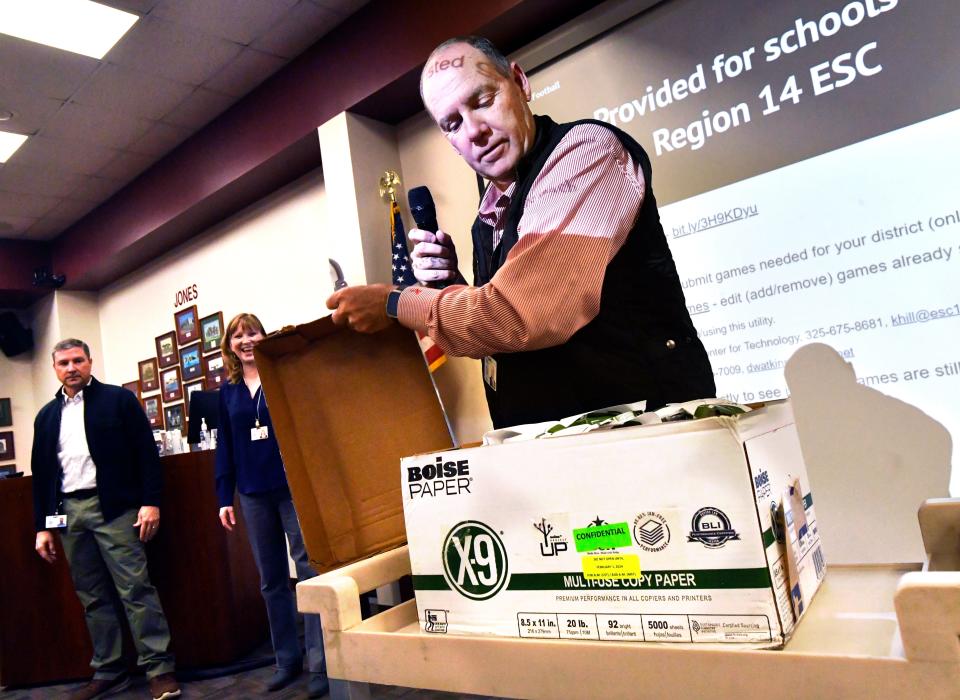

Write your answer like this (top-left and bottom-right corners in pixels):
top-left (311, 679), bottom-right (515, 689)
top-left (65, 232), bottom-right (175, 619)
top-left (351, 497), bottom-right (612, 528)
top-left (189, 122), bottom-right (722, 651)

top-left (326, 283), bottom-right (394, 334)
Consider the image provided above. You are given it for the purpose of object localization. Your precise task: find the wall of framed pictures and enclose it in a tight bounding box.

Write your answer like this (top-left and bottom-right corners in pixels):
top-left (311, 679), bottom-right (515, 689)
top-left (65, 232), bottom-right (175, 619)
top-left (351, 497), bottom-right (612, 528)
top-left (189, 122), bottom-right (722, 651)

top-left (121, 307), bottom-right (228, 434)
top-left (97, 171), bottom-right (332, 420)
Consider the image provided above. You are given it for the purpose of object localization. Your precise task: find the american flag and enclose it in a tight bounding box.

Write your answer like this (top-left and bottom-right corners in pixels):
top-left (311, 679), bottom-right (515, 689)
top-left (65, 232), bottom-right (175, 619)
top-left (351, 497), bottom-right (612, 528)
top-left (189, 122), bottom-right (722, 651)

top-left (391, 199), bottom-right (417, 286)
top-left (391, 200), bottom-right (446, 372)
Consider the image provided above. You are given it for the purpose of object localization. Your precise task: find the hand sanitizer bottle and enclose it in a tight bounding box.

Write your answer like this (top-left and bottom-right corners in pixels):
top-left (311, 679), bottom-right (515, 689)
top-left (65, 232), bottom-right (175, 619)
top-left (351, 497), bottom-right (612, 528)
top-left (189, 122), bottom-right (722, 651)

top-left (199, 418), bottom-right (209, 450)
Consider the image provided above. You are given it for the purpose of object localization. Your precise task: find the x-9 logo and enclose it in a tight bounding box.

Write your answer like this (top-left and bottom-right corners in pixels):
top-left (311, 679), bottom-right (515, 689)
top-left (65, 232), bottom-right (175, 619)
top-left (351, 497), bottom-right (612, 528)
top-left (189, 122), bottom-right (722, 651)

top-left (441, 521), bottom-right (509, 600)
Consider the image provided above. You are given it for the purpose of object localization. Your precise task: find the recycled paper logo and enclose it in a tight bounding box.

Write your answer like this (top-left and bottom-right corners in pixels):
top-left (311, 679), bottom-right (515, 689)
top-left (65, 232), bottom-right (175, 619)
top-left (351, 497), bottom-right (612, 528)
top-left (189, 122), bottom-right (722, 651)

top-left (633, 512), bottom-right (671, 552)
top-left (687, 507), bottom-right (740, 548)
top-left (442, 520), bottom-right (509, 600)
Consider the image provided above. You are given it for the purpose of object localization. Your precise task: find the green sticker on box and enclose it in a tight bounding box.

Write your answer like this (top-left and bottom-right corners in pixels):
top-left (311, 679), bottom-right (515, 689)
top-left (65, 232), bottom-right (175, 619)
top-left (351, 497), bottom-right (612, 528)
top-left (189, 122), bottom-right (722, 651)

top-left (572, 522), bottom-right (632, 552)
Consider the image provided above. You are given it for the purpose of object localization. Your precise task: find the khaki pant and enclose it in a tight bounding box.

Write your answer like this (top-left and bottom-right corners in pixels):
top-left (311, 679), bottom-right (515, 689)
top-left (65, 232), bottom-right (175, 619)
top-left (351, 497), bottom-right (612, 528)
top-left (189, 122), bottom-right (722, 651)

top-left (60, 495), bottom-right (174, 680)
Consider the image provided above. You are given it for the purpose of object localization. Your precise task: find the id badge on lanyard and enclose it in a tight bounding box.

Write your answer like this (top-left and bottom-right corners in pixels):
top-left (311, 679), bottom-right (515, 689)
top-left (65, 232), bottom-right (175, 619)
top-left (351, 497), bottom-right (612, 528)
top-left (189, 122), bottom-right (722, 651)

top-left (46, 513), bottom-right (68, 528)
top-left (250, 386), bottom-right (269, 441)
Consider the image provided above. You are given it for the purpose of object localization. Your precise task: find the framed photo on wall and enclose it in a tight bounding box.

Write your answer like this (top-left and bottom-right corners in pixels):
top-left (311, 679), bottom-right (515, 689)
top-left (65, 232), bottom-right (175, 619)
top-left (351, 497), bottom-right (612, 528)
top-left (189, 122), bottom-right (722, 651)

top-left (164, 403), bottom-right (185, 434)
top-left (155, 331), bottom-right (179, 369)
top-left (179, 342), bottom-right (203, 381)
top-left (142, 396), bottom-right (163, 429)
top-left (0, 431), bottom-right (15, 461)
top-left (122, 381), bottom-right (141, 399)
top-left (203, 352), bottom-right (226, 390)
top-left (174, 306), bottom-right (199, 346)
top-left (0, 398), bottom-right (11, 427)
top-left (200, 311), bottom-right (224, 353)
top-left (161, 366), bottom-right (183, 402)
top-left (139, 358), bottom-right (159, 392)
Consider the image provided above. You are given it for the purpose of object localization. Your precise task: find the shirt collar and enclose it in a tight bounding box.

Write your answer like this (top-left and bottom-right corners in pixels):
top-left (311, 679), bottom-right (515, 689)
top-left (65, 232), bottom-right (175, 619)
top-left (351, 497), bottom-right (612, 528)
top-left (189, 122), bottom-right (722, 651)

top-left (478, 181), bottom-right (516, 226)
top-left (60, 377), bottom-right (94, 405)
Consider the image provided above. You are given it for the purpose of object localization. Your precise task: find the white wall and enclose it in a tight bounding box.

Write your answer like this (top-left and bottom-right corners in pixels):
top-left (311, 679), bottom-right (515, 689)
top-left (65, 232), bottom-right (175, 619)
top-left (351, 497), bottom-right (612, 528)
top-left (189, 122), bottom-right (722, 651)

top-left (317, 114), bottom-right (370, 286)
top-left (98, 170), bottom-right (330, 389)
top-left (57, 292), bottom-right (103, 365)
top-left (30, 293), bottom-right (61, 410)
top-left (317, 112), bottom-right (416, 288)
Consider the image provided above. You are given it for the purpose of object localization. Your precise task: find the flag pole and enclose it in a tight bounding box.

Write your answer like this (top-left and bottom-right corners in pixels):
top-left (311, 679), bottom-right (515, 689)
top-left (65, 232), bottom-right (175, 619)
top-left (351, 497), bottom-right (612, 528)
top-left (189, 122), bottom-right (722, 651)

top-left (380, 171), bottom-right (459, 447)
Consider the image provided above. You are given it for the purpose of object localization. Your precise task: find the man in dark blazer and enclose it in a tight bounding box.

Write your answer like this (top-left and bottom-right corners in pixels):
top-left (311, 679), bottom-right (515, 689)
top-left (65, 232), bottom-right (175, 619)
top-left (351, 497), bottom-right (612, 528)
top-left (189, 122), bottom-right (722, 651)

top-left (32, 339), bottom-right (180, 700)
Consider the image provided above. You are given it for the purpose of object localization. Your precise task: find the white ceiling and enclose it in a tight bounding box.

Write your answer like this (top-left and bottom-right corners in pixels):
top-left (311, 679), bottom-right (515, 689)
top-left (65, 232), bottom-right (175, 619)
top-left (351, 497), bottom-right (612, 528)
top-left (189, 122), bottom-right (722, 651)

top-left (0, 0), bottom-right (369, 241)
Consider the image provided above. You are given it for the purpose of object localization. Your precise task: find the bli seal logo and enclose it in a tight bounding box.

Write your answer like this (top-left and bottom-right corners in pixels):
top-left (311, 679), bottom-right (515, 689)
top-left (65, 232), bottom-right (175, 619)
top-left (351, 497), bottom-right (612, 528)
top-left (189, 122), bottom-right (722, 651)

top-left (687, 507), bottom-right (740, 548)
top-left (442, 521), bottom-right (509, 600)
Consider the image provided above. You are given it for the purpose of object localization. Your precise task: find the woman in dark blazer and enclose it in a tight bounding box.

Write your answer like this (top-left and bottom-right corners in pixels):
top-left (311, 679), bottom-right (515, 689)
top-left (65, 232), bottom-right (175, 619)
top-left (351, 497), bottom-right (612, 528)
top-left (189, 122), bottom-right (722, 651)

top-left (214, 313), bottom-right (326, 697)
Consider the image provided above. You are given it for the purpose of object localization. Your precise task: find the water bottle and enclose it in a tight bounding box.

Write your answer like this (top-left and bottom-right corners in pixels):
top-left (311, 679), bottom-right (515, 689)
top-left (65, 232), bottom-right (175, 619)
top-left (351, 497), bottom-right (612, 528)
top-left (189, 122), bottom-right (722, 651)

top-left (199, 418), bottom-right (209, 450)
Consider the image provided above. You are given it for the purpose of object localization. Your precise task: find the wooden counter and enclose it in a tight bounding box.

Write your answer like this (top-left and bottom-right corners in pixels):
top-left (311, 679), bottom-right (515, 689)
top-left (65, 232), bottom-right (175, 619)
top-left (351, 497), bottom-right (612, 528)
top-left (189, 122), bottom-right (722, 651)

top-left (0, 451), bottom-right (267, 688)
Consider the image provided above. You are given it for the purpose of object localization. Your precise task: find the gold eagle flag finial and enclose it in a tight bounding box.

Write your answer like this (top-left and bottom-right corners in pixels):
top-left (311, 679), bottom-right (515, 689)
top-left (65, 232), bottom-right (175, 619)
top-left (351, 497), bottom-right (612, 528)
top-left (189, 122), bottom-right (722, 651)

top-left (379, 170), bottom-right (401, 203)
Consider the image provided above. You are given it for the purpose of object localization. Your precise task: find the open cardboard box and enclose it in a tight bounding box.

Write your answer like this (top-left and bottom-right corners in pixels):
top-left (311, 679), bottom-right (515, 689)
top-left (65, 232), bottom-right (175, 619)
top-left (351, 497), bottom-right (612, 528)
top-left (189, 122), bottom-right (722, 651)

top-left (255, 317), bottom-right (453, 573)
top-left (402, 400), bottom-right (825, 646)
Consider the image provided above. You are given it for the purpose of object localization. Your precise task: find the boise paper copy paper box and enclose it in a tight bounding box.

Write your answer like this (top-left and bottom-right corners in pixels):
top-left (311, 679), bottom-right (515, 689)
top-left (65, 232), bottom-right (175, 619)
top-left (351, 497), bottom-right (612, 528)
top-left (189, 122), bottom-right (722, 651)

top-left (402, 401), bottom-right (824, 646)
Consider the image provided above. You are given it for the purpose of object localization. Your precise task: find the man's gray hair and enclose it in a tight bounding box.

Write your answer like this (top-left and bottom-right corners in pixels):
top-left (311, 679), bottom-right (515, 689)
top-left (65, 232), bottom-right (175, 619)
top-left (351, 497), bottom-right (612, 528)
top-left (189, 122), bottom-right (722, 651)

top-left (420, 35), bottom-right (512, 103)
top-left (52, 338), bottom-right (91, 359)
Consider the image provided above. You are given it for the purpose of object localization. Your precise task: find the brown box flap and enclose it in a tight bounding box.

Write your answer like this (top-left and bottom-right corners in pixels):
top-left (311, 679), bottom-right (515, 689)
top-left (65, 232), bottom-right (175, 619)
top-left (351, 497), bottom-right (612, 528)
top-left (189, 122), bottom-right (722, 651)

top-left (255, 316), bottom-right (453, 573)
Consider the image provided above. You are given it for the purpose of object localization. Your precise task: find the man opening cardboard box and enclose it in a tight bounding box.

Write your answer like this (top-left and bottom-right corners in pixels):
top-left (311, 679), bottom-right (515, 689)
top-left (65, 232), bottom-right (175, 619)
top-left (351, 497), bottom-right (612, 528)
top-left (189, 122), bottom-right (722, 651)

top-left (256, 319), bottom-right (823, 647)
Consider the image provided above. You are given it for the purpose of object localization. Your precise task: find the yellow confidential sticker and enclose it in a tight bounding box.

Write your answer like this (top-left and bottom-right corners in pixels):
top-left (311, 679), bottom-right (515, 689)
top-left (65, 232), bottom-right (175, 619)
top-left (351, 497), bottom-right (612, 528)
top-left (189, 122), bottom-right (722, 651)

top-left (582, 554), bottom-right (641, 580)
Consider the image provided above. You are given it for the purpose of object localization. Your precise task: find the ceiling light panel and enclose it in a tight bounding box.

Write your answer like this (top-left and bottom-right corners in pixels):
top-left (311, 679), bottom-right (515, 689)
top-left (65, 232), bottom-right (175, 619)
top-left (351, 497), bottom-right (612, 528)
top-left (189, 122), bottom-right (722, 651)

top-left (0, 0), bottom-right (138, 59)
top-left (0, 131), bottom-right (28, 162)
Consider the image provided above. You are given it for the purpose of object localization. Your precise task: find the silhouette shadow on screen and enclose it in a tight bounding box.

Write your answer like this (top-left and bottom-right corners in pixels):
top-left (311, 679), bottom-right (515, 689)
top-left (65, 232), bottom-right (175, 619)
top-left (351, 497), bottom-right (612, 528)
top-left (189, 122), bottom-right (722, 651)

top-left (785, 343), bottom-right (951, 564)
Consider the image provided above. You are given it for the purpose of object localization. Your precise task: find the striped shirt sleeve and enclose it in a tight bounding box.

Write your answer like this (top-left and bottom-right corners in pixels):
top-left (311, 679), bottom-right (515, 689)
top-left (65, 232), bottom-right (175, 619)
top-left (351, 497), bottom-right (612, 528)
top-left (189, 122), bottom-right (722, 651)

top-left (398, 123), bottom-right (645, 359)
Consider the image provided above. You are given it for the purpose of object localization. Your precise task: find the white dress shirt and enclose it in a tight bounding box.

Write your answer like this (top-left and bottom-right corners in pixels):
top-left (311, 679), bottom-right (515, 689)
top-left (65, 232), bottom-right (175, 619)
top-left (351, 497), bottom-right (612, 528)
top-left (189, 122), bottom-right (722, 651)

top-left (58, 382), bottom-right (97, 493)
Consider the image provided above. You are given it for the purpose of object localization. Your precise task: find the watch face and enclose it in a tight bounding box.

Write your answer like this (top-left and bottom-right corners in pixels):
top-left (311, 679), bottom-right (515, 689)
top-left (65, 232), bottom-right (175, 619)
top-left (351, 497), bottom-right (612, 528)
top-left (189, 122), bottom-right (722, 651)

top-left (387, 289), bottom-right (402, 319)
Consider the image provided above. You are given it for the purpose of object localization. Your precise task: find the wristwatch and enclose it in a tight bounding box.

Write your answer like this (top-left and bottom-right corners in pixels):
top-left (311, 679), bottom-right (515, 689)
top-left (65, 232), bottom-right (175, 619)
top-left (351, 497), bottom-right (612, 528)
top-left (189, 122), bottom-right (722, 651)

top-left (386, 288), bottom-right (404, 319)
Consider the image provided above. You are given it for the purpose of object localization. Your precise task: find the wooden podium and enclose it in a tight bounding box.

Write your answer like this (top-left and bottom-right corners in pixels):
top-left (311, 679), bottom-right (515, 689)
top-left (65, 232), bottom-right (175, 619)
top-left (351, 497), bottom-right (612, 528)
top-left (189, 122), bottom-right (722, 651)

top-left (0, 451), bottom-right (267, 688)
